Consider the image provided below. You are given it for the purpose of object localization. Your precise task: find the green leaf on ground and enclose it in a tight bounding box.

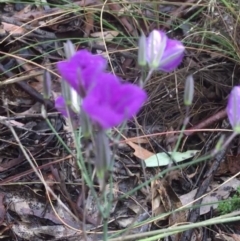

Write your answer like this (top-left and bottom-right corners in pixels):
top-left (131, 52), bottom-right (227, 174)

top-left (144, 150), bottom-right (199, 167)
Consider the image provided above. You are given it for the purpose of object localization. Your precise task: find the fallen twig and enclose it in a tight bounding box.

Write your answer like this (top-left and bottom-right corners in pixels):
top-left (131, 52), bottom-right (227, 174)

top-left (184, 109), bottom-right (227, 136)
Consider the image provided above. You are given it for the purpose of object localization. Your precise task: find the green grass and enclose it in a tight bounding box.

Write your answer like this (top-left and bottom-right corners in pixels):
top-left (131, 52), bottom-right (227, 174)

top-left (218, 187), bottom-right (240, 215)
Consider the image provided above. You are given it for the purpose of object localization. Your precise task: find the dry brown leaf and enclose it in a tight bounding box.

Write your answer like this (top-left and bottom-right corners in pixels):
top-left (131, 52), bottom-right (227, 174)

top-left (15, 4), bottom-right (44, 22)
top-left (2, 22), bottom-right (26, 35)
top-left (151, 179), bottom-right (186, 229)
top-left (16, 102), bottom-right (42, 116)
top-left (157, 180), bottom-right (186, 241)
top-left (44, 173), bottom-right (57, 201)
top-left (90, 31), bottom-right (119, 45)
top-left (216, 159), bottom-right (228, 176)
top-left (216, 155), bottom-right (240, 176)
top-left (165, 170), bottom-right (182, 183)
top-left (16, 60), bottom-right (44, 92)
top-left (151, 180), bottom-right (167, 223)
top-left (17, 4), bottom-right (32, 17)
top-left (131, 137), bottom-right (149, 144)
top-left (84, 12), bottom-right (95, 37)
top-left (227, 155), bottom-right (240, 175)
top-left (158, 180), bottom-right (186, 226)
top-left (108, 0), bottom-right (136, 35)
top-left (17, 59), bottom-right (43, 83)
top-left (126, 141), bottom-right (154, 159)
top-left (232, 234), bottom-right (240, 241)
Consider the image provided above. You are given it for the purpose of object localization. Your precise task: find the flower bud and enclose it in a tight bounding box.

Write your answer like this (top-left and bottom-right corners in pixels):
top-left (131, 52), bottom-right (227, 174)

top-left (227, 86), bottom-right (240, 133)
top-left (62, 41), bottom-right (81, 113)
top-left (184, 75), bottom-right (194, 106)
top-left (41, 104), bottom-right (47, 119)
top-left (61, 78), bottom-right (71, 106)
top-left (43, 70), bottom-right (52, 100)
top-left (146, 30), bottom-right (185, 72)
top-left (147, 30), bottom-right (167, 70)
top-left (80, 110), bottom-right (92, 138)
top-left (63, 40), bottom-right (76, 60)
top-left (138, 32), bottom-right (147, 67)
top-left (94, 130), bottom-right (111, 191)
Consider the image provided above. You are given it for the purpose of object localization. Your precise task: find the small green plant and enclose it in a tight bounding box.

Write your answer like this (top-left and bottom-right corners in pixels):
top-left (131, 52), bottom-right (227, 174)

top-left (218, 187), bottom-right (240, 215)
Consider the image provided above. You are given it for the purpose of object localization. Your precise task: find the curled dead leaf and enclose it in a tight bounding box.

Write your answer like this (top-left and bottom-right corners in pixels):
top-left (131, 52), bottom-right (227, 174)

top-left (126, 141), bottom-right (154, 160)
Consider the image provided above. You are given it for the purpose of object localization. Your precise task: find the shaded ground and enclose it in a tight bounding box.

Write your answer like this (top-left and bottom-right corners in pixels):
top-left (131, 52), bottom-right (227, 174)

top-left (0, 0), bottom-right (240, 240)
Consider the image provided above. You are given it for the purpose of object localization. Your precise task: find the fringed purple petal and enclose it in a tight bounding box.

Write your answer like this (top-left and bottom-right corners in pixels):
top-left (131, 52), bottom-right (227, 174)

top-left (57, 50), bottom-right (107, 94)
top-left (159, 38), bottom-right (185, 72)
top-left (82, 73), bottom-right (147, 129)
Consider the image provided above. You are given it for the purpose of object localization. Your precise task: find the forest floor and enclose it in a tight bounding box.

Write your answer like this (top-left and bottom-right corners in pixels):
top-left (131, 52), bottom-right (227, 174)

top-left (0, 0), bottom-right (240, 240)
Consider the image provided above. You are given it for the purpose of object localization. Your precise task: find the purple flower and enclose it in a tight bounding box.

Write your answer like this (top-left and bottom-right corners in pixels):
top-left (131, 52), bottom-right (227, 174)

top-left (57, 50), bottom-right (107, 95)
top-left (227, 86), bottom-right (240, 133)
top-left (82, 73), bottom-right (147, 129)
top-left (146, 30), bottom-right (185, 72)
top-left (55, 49), bottom-right (147, 129)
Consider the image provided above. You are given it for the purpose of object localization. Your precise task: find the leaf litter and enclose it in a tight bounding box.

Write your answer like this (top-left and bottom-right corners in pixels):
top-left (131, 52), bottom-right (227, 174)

top-left (0, 0), bottom-right (239, 240)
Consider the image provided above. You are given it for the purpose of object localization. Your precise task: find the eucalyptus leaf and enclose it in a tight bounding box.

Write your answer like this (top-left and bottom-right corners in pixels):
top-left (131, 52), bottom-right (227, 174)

top-left (144, 150), bottom-right (199, 167)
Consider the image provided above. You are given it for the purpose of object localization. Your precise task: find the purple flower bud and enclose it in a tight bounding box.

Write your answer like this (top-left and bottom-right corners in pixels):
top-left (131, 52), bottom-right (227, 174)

top-left (146, 30), bottom-right (185, 72)
top-left (227, 86), bottom-right (240, 133)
